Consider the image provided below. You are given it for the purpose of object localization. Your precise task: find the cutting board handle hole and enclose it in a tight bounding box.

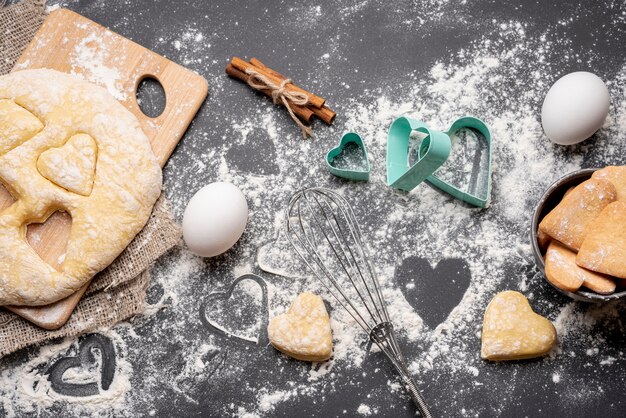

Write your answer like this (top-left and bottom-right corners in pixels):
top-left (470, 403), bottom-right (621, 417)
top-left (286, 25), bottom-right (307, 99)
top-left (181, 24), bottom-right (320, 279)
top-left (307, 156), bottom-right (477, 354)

top-left (136, 76), bottom-right (166, 118)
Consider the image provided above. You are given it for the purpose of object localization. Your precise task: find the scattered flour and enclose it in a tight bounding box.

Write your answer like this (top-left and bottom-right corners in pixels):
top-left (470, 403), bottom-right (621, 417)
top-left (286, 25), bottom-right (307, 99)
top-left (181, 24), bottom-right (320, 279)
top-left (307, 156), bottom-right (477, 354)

top-left (0, 330), bottom-right (132, 417)
top-left (2, 0), bottom-right (626, 416)
top-left (357, 403), bottom-right (373, 415)
top-left (69, 31), bottom-right (128, 101)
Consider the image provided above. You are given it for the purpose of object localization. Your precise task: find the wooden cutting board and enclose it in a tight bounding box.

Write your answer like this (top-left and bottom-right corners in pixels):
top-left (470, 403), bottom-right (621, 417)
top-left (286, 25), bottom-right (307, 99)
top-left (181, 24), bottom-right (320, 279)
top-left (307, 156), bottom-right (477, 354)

top-left (0, 8), bottom-right (208, 329)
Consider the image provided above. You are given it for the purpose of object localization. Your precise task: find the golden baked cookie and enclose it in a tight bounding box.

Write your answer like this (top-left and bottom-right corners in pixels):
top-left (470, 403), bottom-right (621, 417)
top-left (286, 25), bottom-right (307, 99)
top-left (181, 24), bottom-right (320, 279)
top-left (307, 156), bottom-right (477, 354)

top-left (577, 201), bottom-right (626, 279)
top-left (536, 188), bottom-right (574, 252)
top-left (0, 69), bottom-right (162, 306)
top-left (537, 229), bottom-right (551, 252)
top-left (268, 292), bottom-right (332, 362)
top-left (545, 241), bottom-right (615, 294)
top-left (592, 166), bottom-right (626, 201)
top-left (481, 291), bottom-right (556, 361)
top-left (539, 178), bottom-right (617, 251)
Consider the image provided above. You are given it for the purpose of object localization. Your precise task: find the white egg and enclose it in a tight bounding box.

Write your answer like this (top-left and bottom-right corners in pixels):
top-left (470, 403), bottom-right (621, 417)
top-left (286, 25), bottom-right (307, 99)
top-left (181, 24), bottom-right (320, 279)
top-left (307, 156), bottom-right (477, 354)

top-left (182, 182), bottom-right (248, 257)
top-left (541, 71), bottom-right (610, 145)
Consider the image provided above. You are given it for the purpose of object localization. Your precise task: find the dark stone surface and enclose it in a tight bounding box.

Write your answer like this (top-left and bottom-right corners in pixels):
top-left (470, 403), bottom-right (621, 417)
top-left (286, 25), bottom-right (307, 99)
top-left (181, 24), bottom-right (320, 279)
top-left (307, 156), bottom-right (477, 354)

top-left (2, 0), bottom-right (626, 417)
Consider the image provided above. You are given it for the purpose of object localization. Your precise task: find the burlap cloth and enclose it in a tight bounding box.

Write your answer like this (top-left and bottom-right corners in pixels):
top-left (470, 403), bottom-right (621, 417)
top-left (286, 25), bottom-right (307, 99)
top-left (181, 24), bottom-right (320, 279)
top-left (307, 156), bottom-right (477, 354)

top-left (0, 0), bottom-right (183, 357)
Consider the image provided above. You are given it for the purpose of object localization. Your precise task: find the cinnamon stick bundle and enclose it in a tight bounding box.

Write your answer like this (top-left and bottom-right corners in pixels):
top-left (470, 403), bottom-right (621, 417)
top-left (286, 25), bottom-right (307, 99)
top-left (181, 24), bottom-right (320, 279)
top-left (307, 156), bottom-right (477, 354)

top-left (250, 58), bottom-right (336, 125)
top-left (226, 57), bottom-right (336, 127)
top-left (225, 63), bottom-right (314, 123)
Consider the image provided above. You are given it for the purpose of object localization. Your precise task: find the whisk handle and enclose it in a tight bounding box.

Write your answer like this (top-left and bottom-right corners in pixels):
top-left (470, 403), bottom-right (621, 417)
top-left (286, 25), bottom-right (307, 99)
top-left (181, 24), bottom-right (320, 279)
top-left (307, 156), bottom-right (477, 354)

top-left (403, 375), bottom-right (433, 418)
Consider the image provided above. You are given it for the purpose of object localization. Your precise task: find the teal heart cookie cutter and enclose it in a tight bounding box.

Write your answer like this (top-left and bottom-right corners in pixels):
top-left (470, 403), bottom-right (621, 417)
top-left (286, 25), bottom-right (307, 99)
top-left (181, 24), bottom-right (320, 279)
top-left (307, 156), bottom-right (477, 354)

top-left (386, 116), bottom-right (492, 208)
top-left (426, 116), bottom-right (492, 208)
top-left (326, 132), bottom-right (370, 181)
top-left (386, 117), bottom-right (451, 191)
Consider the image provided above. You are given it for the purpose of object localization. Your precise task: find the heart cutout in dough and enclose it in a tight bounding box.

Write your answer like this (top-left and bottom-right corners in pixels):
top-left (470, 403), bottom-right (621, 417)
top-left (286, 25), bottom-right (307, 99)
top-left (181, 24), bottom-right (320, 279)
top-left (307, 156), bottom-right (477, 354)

top-left (46, 333), bottom-right (116, 397)
top-left (37, 133), bottom-right (98, 196)
top-left (200, 274), bottom-right (269, 344)
top-left (268, 292), bottom-right (332, 362)
top-left (481, 291), bottom-right (557, 361)
top-left (326, 132), bottom-right (370, 181)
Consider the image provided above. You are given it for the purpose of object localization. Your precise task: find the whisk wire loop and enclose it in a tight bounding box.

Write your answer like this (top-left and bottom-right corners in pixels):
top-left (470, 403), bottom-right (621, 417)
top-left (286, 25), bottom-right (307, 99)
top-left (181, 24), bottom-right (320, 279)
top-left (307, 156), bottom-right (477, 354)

top-left (305, 192), bottom-right (385, 327)
top-left (285, 187), bottom-right (432, 417)
top-left (289, 194), bottom-right (371, 331)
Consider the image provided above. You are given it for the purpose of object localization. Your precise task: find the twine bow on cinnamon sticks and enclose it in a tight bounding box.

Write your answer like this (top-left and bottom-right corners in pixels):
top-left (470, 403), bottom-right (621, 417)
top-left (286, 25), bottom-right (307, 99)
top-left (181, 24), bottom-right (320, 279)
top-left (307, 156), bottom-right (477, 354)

top-left (226, 57), bottom-right (336, 138)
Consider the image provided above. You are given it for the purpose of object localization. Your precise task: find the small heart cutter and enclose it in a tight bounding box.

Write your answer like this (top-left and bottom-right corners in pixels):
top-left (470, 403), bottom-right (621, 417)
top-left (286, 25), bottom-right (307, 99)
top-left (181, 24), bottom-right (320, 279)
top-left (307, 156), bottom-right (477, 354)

top-left (386, 116), bottom-right (492, 207)
top-left (326, 132), bottom-right (370, 181)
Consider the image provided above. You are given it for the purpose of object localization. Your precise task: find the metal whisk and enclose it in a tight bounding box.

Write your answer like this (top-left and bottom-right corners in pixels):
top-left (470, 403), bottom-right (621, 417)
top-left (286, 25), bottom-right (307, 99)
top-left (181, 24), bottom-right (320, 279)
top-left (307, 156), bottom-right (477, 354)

top-left (285, 187), bottom-right (432, 417)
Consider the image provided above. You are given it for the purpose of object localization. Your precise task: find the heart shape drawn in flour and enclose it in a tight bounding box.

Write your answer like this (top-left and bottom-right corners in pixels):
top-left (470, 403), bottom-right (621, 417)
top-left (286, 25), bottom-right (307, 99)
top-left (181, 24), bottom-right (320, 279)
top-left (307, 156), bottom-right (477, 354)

top-left (46, 333), bottom-right (116, 397)
top-left (386, 117), bottom-right (451, 191)
top-left (37, 133), bottom-right (98, 196)
top-left (481, 291), bottom-right (557, 361)
top-left (200, 274), bottom-right (269, 345)
top-left (326, 132), bottom-right (370, 181)
top-left (268, 292), bottom-right (333, 362)
top-left (425, 117), bottom-right (492, 208)
top-left (395, 257), bottom-right (471, 329)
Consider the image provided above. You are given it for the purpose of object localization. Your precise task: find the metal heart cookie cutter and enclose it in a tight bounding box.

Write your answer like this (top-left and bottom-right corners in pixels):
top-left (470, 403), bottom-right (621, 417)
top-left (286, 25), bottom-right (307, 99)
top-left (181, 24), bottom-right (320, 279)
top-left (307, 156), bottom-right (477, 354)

top-left (326, 132), bottom-right (370, 181)
top-left (386, 116), bottom-right (492, 208)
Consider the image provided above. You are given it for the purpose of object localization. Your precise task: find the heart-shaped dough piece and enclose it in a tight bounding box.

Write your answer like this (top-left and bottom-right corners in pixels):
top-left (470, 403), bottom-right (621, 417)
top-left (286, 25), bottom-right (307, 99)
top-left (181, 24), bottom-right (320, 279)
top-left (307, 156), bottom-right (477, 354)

top-left (0, 99), bottom-right (44, 154)
top-left (37, 133), bottom-right (97, 196)
top-left (268, 292), bottom-right (332, 362)
top-left (481, 291), bottom-right (557, 361)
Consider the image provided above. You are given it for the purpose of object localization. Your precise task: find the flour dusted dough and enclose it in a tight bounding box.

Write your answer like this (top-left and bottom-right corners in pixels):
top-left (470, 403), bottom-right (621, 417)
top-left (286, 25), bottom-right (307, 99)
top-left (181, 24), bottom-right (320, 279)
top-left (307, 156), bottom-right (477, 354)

top-left (0, 69), bottom-right (162, 306)
top-left (481, 291), bottom-right (557, 361)
top-left (268, 292), bottom-right (332, 362)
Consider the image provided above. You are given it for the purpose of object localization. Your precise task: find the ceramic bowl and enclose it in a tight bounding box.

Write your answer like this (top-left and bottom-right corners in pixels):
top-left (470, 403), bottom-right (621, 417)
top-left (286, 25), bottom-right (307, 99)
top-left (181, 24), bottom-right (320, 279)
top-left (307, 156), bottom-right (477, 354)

top-left (530, 168), bottom-right (626, 302)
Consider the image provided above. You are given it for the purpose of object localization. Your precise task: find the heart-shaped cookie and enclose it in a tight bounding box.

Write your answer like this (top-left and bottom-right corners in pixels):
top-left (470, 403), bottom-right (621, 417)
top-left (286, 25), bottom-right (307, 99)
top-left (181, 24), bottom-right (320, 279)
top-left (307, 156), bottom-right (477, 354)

top-left (481, 291), bottom-right (557, 361)
top-left (200, 274), bottom-right (268, 344)
top-left (46, 333), bottom-right (116, 397)
top-left (387, 117), bottom-right (451, 191)
top-left (37, 133), bottom-right (98, 196)
top-left (326, 132), bottom-right (370, 181)
top-left (426, 117), bottom-right (492, 208)
top-left (268, 292), bottom-right (332, 362)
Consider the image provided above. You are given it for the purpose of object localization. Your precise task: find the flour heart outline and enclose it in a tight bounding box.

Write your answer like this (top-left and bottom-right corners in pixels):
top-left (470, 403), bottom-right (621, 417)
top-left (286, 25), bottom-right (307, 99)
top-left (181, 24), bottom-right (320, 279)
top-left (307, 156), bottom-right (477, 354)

top-left (37, 133), bottom-right (98, 196)
top-left (200, 274), bottom-right (269, 345)
top-left (46, 333), bottom-right (116, 397)
top-left (425, 117), bottom-right (492, 208)
top-left (386, 116), bottom-right (451, 191)
top-left (395, 256), bottom-right (471, 329)
top-left (326, 132), bottom-right (370, 181)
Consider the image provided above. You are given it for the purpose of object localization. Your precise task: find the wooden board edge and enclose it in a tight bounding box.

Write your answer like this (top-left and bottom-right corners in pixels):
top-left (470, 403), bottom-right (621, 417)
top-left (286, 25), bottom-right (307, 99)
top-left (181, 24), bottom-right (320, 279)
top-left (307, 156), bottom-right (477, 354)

top-left (5, 282), bottom-right (90, 330)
